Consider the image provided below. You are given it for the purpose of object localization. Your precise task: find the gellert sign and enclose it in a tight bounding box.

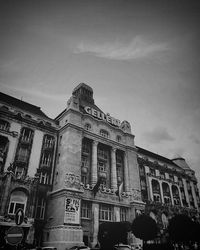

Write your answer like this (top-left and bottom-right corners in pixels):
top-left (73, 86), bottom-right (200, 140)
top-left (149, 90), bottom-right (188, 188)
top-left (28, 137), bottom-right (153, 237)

top-left (84, 106), bottom-right (121, 127)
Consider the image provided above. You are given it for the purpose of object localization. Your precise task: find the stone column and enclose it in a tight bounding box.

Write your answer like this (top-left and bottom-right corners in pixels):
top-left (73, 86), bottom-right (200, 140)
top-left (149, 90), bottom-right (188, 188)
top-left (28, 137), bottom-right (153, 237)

top-left (111, 148), bottom-right (117, 191)
top-left (124, 152), bottom-right (129, 192)
top-left (177, 186), bottom-right (183, 207)
top-left (91, 203), bottom-right (99, 247)
top-left (159, 181), bottom-right (164, 203)
top-left (114, 206), bottom-right (120, 222)
top-left (190, 181), bottom-right (198, 210)
top-left (182, 178), bottom-right (190, 207)
top-left (148, 177), bottom-right (154, 201)
top-left (169, 184), bottom-right (174, 205)
top-left (91, 141), bottom-right (98, 186)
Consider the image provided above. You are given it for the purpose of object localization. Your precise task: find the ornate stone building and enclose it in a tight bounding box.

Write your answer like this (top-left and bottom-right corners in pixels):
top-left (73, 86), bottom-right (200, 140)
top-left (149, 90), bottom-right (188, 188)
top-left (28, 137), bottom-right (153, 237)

top-left (0, 83), bottom-right (199, 249)
top-left (44, 83), bottom-right (144, 249)
top-left (0, 92), bottom-right (57, 247)
top-left (137, 147), bottom-right (200, 240)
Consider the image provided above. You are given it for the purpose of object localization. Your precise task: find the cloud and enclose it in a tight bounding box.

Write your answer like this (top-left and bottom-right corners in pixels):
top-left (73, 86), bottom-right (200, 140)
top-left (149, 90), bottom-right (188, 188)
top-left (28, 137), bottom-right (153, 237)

top-left (74, 35), bottom-right (169, 60)
top-left (189, 134), bottom-right (200, 145)
top-left (0, 82), bottom-right (67, 102)
top-left (143, 127), bottom-right (174, 144)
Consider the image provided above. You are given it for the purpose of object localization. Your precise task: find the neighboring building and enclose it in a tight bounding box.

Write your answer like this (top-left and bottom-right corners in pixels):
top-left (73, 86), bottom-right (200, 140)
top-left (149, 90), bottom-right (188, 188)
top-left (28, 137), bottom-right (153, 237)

top-left (0, 92), bottom-right (57, 247)
top-left (137, 147), bottom-right (200, 240)
top-left (0, 83), bottom-right (199, 249)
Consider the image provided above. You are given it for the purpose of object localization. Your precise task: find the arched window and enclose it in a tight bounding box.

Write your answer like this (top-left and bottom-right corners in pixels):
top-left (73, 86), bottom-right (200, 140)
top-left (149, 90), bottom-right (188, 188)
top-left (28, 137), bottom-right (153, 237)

top-left (8, 190), bottom-right (27, 215)
top-left (172, 185), bottom-right (180, 205)
top-left (152, 179), bottom-right (161, 202)
top-left (100, 129), bottom-right (109, 138)
top-left (162, 182), bottom-right (171, 204)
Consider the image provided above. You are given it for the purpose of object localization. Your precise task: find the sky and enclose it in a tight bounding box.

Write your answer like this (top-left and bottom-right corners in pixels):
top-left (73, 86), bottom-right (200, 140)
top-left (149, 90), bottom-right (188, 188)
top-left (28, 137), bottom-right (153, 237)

top-left (0, 0), bottom-right (200, 186)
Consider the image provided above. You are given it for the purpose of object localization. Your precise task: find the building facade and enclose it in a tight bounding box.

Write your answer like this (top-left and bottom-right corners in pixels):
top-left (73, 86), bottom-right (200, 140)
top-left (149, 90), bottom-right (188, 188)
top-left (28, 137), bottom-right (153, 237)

top-left (0, 92), bottom-right (58, 247)
top-left (137, 147), bottom-right (200, 241)
top-left (0, 83), bottom-right (199, 249)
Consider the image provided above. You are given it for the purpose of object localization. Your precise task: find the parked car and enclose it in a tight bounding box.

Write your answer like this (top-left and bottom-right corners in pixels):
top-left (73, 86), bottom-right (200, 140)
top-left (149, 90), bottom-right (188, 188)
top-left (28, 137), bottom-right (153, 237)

top-left (114, 244), bottom-right (131, 250)
top-left (68, 246), bottom-right (90, 250)
top-left (40, 247), bottom-right (57, 250)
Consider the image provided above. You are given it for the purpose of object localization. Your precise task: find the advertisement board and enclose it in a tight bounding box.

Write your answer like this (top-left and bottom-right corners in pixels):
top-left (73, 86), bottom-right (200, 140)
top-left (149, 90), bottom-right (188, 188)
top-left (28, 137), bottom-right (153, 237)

top-left (64, 197), bottom-right (80, 224)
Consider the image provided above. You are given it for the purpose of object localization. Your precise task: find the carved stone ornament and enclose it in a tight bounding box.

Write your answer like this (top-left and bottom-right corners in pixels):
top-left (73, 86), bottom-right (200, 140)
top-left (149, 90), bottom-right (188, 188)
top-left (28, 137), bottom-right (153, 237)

top-left (65, 172), bottom-right (82, 190)
top-left (132, 189), bottom-right (141, 201)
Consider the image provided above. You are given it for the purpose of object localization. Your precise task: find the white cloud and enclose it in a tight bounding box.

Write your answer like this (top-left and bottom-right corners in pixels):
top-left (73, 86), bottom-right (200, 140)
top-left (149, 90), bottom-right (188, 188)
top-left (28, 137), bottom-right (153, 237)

top-left (143, 126), bottom-right (174, 144)
top-left (74, 35), bottom-right (169, 60)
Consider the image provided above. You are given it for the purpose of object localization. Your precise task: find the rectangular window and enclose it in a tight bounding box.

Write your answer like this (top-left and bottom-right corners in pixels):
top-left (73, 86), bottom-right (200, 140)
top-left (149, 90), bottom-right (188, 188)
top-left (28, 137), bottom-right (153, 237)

top-left (41, 153), bottom-right (52, 167)
top-left (98, 161), bottom-right (106, 172)
top-left (99, 204), bottom-right (113, 221)
top-left (21, 128), bottom-right (33, 143)
top-left (82, 142), bottom-right (90, 154)
top-left (35, 198), bottom-right (46, 219)
top-left (81, 201), bottom-right (91, 219)
top-left (0, 120), bottom-right (10, 131)
top-left (120, 207), bottom-right (127, 221)
top-left (17, 147), bottom-right (29, 162)
top-left (98, 148), bottom-right (108, 160)
top-left (40, 172), bottom-right (49, 184)
top-left (8, 202), bottom-right (25, 215)
top-left (44, 135), bottom-right (54, 148)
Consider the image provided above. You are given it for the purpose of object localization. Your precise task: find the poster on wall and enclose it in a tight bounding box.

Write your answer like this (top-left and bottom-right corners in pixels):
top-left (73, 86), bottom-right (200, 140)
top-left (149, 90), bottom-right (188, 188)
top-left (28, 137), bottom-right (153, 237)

top-left (64, 197), bottom-right (80, 224)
